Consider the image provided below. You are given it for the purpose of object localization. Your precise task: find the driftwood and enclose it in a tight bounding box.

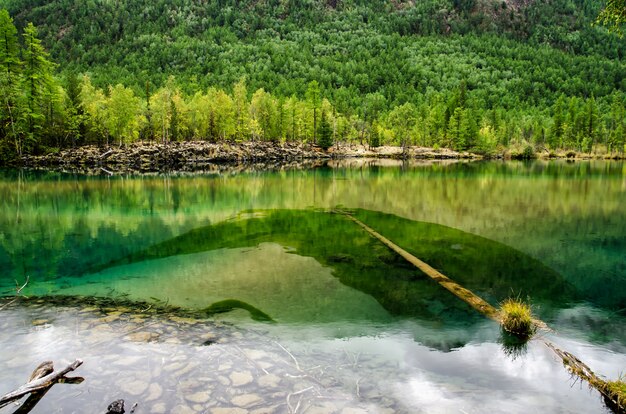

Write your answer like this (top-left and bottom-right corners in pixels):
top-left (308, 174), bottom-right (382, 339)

top-left (0, 359), bottom-right (83, 410)
top-left (10, 362), bottom-right (54, 414)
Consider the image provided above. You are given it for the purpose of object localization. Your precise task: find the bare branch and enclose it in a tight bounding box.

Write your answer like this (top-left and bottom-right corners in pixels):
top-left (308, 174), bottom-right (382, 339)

top-left (0, 276), bottom-right (29, 311)
top-left (0, 359), bottom-right (83, 408)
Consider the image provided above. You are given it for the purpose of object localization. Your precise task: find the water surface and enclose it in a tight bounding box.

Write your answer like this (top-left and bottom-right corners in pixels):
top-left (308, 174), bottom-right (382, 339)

top-left (0, 160), bottom-right (625, 413)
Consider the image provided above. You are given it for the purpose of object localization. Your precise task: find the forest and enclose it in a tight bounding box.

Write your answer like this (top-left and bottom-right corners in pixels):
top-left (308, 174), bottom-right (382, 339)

top-left (0, 0), bottom-right (625, 161)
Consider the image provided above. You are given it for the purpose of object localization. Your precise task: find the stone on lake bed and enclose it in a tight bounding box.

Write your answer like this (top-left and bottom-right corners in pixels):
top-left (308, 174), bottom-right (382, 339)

top-left (100, 313), bottom-right (122, 323)
top-left (146, 383), bottom-right (163, 401)
top-left (186, 391), bottom-right (212, 403)
top-left (250, 407), bottom-right (278, 414)
top-left (211, 408), bottom-right (248, 414)
top-left (151, 403), bottom-right (167, 414)
top-left (31, 319), bottom-right (50, 326)
top-left (175, 362), bottom-right (199, 377)
top-left (119, 379), bottom-right (148, 396)
top-left (126, 331), bottom-right (159, 342)
top-left (170, 316), bottom-right (199, 324)
top-left (257, 374), bottom-right (281, 388)
top-left (171, 405), bottom-right (196, 414)
top-left (231, 393), bottom-right (262, 408)
top-left (243, 349), bottom-right (270, 360)
top-left (230, 371), bottom-right (254, 387)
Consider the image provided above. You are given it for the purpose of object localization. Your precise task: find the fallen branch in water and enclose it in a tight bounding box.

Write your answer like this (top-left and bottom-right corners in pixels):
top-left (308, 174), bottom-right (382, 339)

top-left (0, 276), bottom-right (29, 311)
top-left (546, 342), bottom-right (626, 413)
top-left (0, 359), bottom-right (83, 410)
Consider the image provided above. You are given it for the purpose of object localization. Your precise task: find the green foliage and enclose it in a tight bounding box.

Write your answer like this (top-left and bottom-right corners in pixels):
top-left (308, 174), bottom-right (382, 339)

top-left (106, 84), bottom-right (144, 145)
top-left (0, 9), bottom-right (21, 157)
top-left (0, 3), bottom-right (625, 159)
top-left (388, 103), bottom-right (417, 150)
top-left (522, 145), bottom-right (536, 160)
top-left (597, 0), bottom-right (626, 33)
top-left (369, 123), bottom-right (381, 148)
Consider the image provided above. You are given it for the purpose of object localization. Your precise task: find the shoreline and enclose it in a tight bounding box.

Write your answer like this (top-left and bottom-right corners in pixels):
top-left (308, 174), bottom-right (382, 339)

top-left (14, 141), bottom-right (479, 174)
top-left (9, 141), bottom-right (625, 175)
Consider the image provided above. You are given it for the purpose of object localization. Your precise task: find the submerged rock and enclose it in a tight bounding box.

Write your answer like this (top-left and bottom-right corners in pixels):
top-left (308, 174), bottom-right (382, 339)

top-left (146, 383), bottom-right (163, 402)
top-left (231, 393), bottom-right (262, 408)
top-left (230, 371), bottom-right (254, 387)
top-left (186, 391), bottom-right (212, 403)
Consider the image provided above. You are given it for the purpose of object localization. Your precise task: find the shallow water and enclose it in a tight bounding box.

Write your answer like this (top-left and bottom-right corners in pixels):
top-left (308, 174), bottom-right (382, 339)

top-left (0, 160), bottom-right (625, 413)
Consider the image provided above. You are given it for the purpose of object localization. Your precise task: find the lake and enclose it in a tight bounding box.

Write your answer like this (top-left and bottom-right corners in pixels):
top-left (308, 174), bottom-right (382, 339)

top-left (0, 159), bottom-right (625, 413)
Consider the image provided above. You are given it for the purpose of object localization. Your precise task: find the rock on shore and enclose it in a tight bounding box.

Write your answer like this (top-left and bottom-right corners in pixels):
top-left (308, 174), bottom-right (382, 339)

top-left (18, 141), bottom-right (480, 174)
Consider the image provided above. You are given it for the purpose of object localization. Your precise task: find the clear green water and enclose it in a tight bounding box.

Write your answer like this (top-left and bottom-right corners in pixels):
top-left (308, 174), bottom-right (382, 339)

top-left (0, 160), bottom-right (625, 413)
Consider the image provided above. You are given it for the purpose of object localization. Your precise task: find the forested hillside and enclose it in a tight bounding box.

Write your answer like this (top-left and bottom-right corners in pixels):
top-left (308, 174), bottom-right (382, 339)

top-left (0, 0), bottom-right (625, 160)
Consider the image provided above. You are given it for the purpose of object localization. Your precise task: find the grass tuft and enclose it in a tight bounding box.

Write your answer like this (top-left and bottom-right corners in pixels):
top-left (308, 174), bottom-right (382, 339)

top-left (500, 298), bottom-right (536, 339)
top-left (603, 377), bottom-right (626, 408)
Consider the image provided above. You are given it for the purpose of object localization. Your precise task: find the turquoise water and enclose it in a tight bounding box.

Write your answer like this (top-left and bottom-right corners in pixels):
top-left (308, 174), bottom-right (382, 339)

top-left (0, 160), bottom-right (625, 413)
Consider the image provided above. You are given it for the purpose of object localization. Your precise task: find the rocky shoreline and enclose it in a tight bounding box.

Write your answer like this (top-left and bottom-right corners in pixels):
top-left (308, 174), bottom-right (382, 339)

top-left (16, 141), bottom-right (480, 174)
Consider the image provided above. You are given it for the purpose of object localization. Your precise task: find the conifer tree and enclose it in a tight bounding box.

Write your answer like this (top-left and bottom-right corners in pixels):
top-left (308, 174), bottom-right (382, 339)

top-left (318, 110), bottom-right (333, 150)
top-left (21, 22), bottom-right (56, 154)
top-left (550, 95), bottom-right (566, 149)
top-left (306, 80), bottom-right (321, 144)
top-left (0, 10), bottom-right (21, 156)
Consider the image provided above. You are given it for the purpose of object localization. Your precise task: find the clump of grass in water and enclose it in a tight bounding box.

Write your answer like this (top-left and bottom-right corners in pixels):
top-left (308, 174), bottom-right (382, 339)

top-left (603, 376), bottom-right (626, 409)
top-left (500, 298), bottom-right (536, 339)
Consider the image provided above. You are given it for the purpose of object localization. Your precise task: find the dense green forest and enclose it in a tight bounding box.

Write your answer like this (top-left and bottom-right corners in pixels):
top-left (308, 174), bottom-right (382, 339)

top-left (0, 0), bottom-right (625, 161)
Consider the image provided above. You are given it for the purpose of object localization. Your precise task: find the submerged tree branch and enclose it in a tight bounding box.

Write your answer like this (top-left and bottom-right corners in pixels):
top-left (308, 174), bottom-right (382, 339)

top-left (0, 359), bottom-right (83, 409)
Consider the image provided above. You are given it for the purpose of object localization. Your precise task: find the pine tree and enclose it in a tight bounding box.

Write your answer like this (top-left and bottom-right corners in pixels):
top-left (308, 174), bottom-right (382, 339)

top-left (609, 93), bottom-right (625, 153)
top-left (584, 96), bottom-right (599, 153)
top-left (306, 80), bottom-right (321, 144)
top-left (21, 23), bottom-right (56, 154)
top-left (549, 95), bottom-right (566, 149)
top-left (318, 110), bottom-right (333, 150)
top-left (448, 107), bottom-right (464, 150)
top-left (0, 10), bottom-right (22, 156)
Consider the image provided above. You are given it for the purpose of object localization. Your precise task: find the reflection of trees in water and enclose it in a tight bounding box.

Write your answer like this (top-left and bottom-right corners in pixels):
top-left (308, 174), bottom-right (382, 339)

top-left (0, 217), bottom-right (179, 285)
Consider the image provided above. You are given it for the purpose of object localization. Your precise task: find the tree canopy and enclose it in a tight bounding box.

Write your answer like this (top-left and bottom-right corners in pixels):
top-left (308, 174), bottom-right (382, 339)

top-left (0, 2), bottom-right (625, 160)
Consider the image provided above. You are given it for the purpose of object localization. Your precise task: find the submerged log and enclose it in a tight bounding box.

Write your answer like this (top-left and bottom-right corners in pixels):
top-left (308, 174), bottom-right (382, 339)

top-left (338, 210), bottom-right (623, 413)
top-left (546, 343), bottom-right (626, 413)
top-left (0, 359), bottom-right (83, 410)
top-left (339, 211), bottom-right (501, 320)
